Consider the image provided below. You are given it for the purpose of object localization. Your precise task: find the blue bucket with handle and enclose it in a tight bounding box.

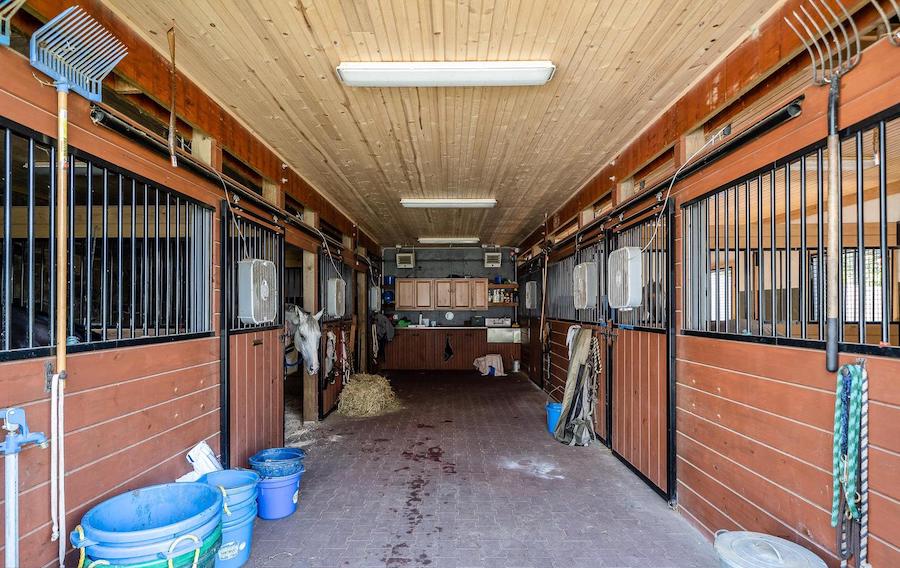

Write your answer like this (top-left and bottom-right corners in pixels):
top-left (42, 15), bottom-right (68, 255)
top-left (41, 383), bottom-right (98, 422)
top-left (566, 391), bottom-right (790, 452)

top-left (71, 483), bottom-right (222, 564)
top-left (249, 447), bottom-right (306, 478)
top-left (257, 468), bottom-right (304, 520)
top-left (546, 402), bottom-right (563, 434)
top-left (200, 469), bottom-right (260, 510)
top-left (215, 502), bottom-right (258, 568)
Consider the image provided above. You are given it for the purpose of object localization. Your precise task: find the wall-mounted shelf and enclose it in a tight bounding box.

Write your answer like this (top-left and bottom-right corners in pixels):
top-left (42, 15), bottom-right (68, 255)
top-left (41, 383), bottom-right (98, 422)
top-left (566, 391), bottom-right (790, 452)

top-left (489, 302), bottom-right (518, 307)
top-left (488, 283), bottom-right (518, 289)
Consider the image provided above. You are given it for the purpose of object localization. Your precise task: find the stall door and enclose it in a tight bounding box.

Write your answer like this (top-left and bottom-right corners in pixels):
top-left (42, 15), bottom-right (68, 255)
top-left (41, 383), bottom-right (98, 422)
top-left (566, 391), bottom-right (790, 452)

top-left (609, 206), bottom-right (674, 499)
top-left (221, 210), bottom-right (285, 468)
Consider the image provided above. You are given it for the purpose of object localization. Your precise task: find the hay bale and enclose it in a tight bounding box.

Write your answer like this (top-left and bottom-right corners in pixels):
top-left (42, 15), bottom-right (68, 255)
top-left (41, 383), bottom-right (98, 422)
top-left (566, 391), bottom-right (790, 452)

top-left (337, 373), bottom-right (401, 417)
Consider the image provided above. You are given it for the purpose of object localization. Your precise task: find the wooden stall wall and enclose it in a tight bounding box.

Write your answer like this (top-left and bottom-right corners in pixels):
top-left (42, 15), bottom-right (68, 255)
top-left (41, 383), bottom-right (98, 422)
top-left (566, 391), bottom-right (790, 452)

top-left (0, 335), bottom-right (220, 568)
top-left (675, 339), bottom-right (900, 565)
top-left (611, 328), bottom-right (668, 495)
top-left (227, 329), bottom-right (284, 467)
top-left (669, 40), bottom-right (900, 567)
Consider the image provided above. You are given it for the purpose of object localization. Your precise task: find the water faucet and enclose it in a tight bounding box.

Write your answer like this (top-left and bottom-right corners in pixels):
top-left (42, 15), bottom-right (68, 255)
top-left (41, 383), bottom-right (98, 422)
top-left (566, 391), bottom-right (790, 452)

top-left (1, 408), bottom-right (48, 455)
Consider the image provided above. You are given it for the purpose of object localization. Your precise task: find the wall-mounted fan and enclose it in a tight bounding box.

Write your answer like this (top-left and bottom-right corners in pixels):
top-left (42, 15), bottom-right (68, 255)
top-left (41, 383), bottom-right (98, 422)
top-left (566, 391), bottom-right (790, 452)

top-left (573, 262), bottom-right (599, 310)
top-left (608, 247), bottom-right (643, 310)
top-left (238, 259), bottom-right (279, 324)
top-left (327, 278), bottom-right (346, 317)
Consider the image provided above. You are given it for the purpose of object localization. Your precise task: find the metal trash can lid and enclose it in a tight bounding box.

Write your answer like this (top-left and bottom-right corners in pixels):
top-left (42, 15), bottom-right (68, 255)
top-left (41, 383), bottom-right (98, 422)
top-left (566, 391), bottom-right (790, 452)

top-left (714, 530), bottom-right (826, 568)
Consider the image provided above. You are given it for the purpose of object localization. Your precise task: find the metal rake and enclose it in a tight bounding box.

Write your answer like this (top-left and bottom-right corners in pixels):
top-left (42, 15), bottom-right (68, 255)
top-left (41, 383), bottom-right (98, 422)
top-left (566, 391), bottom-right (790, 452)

top-left (29, 5), bottom-right (127, 102)
top-left (784, 0), bottom-right (861, 85)
top-left (0, 0), bottom-right (26, 46)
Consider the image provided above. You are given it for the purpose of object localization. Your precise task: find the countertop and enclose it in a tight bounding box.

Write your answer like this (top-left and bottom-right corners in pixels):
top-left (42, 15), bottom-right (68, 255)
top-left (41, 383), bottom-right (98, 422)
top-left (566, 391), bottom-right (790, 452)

top-left (397, 325), bottom-right (489, 330)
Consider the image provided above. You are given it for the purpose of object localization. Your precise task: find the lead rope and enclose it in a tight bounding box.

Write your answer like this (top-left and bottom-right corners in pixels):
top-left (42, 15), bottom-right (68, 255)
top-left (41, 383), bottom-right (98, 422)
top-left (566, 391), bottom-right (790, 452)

top-left (831, 361), bottom-right (869, 568)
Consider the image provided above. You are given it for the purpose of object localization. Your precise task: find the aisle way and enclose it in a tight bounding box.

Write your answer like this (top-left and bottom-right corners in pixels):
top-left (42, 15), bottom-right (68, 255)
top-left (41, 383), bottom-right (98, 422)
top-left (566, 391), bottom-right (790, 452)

top-left (251, 373), bottom-right (716, 568)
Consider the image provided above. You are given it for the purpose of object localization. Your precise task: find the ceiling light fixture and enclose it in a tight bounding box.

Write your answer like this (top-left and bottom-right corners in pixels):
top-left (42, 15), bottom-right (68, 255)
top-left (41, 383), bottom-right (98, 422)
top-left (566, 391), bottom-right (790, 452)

top-left (418, 237), bottom-right (480, 245)
top-left (401, 198), bottom-right (496, 209)
top-left (336, 61), bottom-right (556, 88)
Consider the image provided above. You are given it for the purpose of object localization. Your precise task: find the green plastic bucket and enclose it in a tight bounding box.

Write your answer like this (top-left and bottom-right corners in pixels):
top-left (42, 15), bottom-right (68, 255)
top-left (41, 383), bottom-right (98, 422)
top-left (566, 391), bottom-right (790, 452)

top-left (84, 525), bottom-right (222, 568)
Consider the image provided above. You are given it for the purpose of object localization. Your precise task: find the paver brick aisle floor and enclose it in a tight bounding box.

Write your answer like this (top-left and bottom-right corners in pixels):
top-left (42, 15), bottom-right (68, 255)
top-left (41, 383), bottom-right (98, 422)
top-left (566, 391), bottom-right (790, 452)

top-left (250, 372), bottom-right (717, 568)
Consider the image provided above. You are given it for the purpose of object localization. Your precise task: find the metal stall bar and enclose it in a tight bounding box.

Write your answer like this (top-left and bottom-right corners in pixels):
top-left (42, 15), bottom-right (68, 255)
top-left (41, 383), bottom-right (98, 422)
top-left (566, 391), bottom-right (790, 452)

top-left (744, 181), bottom-right (751, 331)
top-left (785, 164), bottom-right (792, 338)
top-left (116, 174), bottom-right (123, 340)
top-left (2, 129), bottom-right (10, 350)
top-left (85, 162), bottom-right (93, 343)
top-left (817, 148), bottom-right (825, 339)
top-left (877, 120), bottom-right (889, 343)
top-left (101, 168), bottom-right (108, 338)
top-left (855, 130), bottom-right (865, 343)
top-left (757, 174), bottom-right (764, 335)
top-left (800, 155), bottom-right (808, 339)
top-left (770, 171), bottom-right (776, 338)
top-left (27, 139), bottom-right (35, 347)
top-left (130, 179), bottom-right (136, 338)
top-left (154, 187), bottom-right (160, 336)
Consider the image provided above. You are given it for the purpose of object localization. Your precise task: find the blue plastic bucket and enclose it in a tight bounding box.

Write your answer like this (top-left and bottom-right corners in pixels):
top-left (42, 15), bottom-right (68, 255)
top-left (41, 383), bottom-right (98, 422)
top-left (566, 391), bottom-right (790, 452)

top-left (200, 470), bottom-right (260, 510)
top-left (86, 525), bottom-right (223, 568)
top-left (546, 402), bottom-right (563, 434)
top-left (257, 468), bottom-right (303, 520)
top-left (71, 483), bottom-right (222, 564)
top-left (249, 448), bottom-right (306, 478)
top-left (216, 503), bottom-right (257, 568)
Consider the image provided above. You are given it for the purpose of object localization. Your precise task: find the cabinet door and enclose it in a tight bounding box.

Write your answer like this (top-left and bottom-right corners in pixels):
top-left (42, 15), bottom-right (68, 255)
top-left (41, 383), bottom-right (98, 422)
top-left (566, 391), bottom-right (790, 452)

top-left (472, 279), bottom-right (489, 309)
top-left (396, 279), bottom-right (417, 310)
top-left (452, 280), bottom-right (471, 309)
top-left (415, 279), bottom-right (434, 309)
top-left (408, 332), bottom-right (428, 368)
top-left (434, 279), bottom-right (453, 309)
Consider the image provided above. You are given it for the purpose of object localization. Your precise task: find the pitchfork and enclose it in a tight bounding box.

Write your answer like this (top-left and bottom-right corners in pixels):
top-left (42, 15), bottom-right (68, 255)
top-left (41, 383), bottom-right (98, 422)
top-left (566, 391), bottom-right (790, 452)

top-left (784, 0), bottom-right (861, 377)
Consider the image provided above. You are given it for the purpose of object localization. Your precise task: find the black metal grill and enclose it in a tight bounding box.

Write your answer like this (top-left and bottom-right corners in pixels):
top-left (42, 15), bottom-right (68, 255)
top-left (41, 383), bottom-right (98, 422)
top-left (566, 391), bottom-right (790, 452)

top-left (0, 118), bottom-right (213, 357)
top-left (318, 248), bottom-right (354, 322)
top-left (224, 213), bottom-right (283, 332)
top-left (613, 215), bottom-right (668, 330)
top-left (682, 110), bottom-right (900, 352)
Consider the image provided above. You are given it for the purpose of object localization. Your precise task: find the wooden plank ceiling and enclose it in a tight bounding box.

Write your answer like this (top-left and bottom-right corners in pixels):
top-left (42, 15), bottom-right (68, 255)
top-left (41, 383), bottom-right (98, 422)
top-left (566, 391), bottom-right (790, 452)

top-left (103, 0), bottom-right (780, 245)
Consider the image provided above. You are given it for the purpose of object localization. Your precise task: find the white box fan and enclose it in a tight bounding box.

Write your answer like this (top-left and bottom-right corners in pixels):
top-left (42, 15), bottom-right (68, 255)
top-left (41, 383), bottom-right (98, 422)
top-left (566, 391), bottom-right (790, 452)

top-left (608, 246), bottom-right (643, 310)
top-left (237, 259), bottom-right (278, 324)
top-left (525, 281), bottom-right (539, 310)
top-left (396, 252), bottom-right (415, 268)
top-left (327, 278), bottom-right (346, 317)
top-left (573, 262), bottom-right (599, 310)
top-left (484, 252), bottom-right (502, 268)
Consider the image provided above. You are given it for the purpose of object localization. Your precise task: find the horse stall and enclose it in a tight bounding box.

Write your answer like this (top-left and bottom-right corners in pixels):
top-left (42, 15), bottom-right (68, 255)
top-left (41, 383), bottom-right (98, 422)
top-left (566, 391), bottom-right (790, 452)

top-left (2, 2), bottom-right (900, 568)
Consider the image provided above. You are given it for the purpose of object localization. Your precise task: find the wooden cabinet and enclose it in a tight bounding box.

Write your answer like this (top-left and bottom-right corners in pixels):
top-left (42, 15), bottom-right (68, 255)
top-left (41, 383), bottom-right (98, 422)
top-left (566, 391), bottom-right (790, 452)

top-left (415, 280), bottom-right (433, 309)
top-left (396, 278), bottom-right (417, 309)
top-left (384, 330), bottom-right (430, 369)
top-left (397, 278), bottom-right (434, 310)
top-left (434, 279), bottom-right (453, 309)
top-left (471, 279), bottom-right (489, 309)
top-left (395, 277), bottom-right (490, 311)
top-left (452, 280), bottom-right (471, 308)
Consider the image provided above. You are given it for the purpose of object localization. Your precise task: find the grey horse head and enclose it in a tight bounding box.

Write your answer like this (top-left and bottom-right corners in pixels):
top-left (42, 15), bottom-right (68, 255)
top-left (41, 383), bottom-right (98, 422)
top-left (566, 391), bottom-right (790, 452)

top-left (284, 305), bottom-right (323, 375)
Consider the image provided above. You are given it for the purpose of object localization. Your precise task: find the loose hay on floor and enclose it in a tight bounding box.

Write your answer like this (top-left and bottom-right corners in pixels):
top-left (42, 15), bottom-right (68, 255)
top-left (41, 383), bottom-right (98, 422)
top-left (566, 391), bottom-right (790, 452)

top-left (337, 373), bottom-right (401, 417)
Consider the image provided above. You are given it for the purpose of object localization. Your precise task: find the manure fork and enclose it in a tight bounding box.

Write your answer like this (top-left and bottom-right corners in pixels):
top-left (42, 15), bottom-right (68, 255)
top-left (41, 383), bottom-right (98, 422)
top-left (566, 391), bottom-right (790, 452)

top-left (784, 0), bottom-right (861, 375)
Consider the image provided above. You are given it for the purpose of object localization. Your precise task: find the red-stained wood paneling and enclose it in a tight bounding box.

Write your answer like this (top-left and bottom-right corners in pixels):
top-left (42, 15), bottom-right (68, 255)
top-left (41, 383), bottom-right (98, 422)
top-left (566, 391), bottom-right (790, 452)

top-left (675, 335), bottom-right (900, 567)
top-left (611, 328), bottom-right (668, 494)
top-left (0, 338), bottom-right (220, 567)
top-left (227, 329), bottom-right (284, 468)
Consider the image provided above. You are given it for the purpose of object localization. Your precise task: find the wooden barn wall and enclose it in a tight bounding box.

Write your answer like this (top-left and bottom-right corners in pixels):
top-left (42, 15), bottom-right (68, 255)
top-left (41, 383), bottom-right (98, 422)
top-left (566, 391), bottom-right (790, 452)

top-left (545, 320), bottom-right (608, 442)
top-left (0, 340), bottom-right (220, 567)
top-left (227, 329), bottom-right (285, 468)
top-left (667, 40), bottom-right (900, 566)
top-left (0, 43), bottom-right (344, 566)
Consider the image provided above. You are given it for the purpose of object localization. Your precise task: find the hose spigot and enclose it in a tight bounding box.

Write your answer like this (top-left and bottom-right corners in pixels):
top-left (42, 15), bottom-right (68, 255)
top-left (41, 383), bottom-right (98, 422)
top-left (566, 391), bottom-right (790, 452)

top-left (0, 408), bottom-right (48, 455)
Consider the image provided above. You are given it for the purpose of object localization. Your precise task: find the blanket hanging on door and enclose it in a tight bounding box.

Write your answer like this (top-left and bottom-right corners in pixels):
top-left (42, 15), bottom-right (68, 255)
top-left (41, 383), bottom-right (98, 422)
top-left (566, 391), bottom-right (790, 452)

top-left (553, 327), bottom-right (599, 446)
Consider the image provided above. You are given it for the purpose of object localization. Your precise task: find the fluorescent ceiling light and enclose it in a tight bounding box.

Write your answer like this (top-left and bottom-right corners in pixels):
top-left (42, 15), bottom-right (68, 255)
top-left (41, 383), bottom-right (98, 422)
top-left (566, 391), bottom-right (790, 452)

top-left (418, 237), bottom-right (480, 244)
top-left (336, 61), bottom-right (556, 87)
top-left (401, 198), bottom-right (496, 209)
